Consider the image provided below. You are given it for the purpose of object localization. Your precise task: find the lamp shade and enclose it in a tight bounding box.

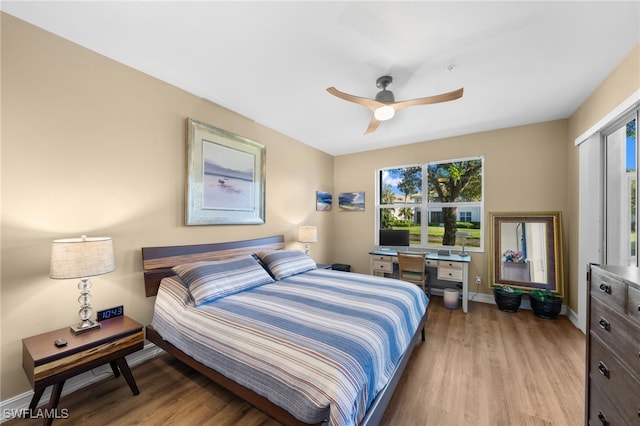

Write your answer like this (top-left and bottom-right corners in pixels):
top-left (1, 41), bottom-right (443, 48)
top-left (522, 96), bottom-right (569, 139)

top-left (297, 226), bottom-right (318, 243)
top-left (50, 236), bottom-right (115, 279)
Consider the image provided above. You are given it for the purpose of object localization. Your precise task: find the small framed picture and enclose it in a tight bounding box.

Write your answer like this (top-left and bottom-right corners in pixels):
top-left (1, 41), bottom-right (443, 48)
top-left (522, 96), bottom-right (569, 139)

top-left (316, 191), bottom-right (332, 211)
top-left (339, 192), bottom-right (365, 211)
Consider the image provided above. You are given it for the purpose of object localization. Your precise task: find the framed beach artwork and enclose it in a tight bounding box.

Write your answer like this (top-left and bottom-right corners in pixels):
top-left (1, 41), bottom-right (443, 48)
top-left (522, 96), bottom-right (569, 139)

top-left (338, 192), bottom-right (365, 212)
top-left (185, 118), bottom-right (265, 225)
top-left (316, 191), bottom-right (332, 211)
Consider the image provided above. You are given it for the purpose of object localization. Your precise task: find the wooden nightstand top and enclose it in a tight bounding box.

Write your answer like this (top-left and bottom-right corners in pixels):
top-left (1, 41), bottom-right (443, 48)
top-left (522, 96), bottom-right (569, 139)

top-left (23, 316), bottom-right (142, 366)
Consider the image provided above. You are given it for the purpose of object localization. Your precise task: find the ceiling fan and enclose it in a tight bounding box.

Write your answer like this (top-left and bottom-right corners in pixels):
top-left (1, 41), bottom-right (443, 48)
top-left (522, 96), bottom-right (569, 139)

top-left (326, 75), bottom-right (463, 134)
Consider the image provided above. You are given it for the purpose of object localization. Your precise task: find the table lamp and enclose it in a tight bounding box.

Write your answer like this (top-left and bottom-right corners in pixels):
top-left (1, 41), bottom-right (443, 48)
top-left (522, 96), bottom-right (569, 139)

top-left (297, 226), bottom-right (317, 256)
top-left (50, 235), bottom-right (115, 334)
top-left (456, 231), bottom-right (471, 257)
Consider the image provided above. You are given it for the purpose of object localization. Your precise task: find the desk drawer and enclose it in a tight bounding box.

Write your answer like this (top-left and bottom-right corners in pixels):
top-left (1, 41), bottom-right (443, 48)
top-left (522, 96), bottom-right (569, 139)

top-left (371, 255), bottom-right (392, 262)
top-left (372, 260), bottom-right (392, 273)
top-left (438, 260), bottom-right (463, 270)
top-left (425, 259), bottom-right (438, 268)
top-left (438, 267), bottom-right (463, 282)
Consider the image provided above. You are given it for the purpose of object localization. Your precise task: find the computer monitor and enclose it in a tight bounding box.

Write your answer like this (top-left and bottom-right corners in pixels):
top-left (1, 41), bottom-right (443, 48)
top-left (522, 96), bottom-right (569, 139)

top-left (379, 229), bottom-right (410, 248)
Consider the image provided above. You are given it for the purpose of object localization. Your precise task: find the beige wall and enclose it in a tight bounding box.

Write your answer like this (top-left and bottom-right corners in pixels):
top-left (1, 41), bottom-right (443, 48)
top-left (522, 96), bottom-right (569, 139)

top-left (1, 14), bottom-right (334, 398)
top-left (333, 120), bottom-right (569, 294)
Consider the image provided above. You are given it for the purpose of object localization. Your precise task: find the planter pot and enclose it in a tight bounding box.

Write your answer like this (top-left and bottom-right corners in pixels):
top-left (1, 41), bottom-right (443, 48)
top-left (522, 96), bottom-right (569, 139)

top-left (530, 294), bottom-right (562, 319)
top-left (493, 288), bottom-right (522, 312)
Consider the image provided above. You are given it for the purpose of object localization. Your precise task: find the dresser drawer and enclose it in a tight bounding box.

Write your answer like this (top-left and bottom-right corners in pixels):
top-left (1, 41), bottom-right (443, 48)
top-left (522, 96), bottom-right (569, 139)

top-left (590, 296), bottom-right (640, 376)
top-left (588, 383), bottom-right (629, 426)
top-left (591, 268), bottom-right (627, 313)
top-left (628, 285), bottom-right (640, 325)
top-left (589, 335), bottom-right (640, 422)
top-left (372, 260), bottom-right (392, 273)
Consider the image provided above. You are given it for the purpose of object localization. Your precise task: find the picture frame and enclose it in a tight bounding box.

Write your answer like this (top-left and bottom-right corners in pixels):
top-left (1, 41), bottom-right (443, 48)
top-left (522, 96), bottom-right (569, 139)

top-left (186, 118), bottom-right (266, 225)
top-left (316, 191), bottom-right (332, 211)
top-left (338, 192), bottom-right (365, 211)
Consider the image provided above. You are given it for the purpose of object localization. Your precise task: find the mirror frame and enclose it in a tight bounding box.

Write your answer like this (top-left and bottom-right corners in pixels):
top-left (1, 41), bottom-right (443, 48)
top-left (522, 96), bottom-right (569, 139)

top-left (488, 211), bottom-right (564, 296)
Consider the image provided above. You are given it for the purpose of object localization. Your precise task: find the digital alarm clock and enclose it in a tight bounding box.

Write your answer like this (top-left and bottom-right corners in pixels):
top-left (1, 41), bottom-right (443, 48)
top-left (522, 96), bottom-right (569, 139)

top-left (96, 305), bottom-right (124, 322)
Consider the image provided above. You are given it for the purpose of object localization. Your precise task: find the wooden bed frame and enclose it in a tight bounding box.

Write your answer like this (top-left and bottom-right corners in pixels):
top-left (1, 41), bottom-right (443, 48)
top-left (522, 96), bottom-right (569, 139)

top-left (141, 235), bottom-right (427, 426)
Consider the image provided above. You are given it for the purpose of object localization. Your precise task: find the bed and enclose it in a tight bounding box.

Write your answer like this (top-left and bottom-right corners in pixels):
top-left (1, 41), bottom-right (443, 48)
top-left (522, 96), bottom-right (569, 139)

top-left (142, 235), bottom-right (428, 426)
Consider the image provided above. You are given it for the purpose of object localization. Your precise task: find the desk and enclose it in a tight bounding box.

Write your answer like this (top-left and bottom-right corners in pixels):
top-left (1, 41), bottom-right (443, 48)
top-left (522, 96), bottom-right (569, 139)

top-left (369, 249), bottom-right (471, 313)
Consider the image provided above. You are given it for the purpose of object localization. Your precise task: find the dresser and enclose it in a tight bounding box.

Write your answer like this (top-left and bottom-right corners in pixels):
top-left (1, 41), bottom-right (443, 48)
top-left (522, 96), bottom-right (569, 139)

top-left (586, 264), bottom-right (640, 425)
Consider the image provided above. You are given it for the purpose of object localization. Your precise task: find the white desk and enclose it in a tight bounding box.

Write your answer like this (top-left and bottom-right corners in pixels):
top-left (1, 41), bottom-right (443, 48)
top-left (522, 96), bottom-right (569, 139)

top-left (369, 249), bottom-right (471, 313)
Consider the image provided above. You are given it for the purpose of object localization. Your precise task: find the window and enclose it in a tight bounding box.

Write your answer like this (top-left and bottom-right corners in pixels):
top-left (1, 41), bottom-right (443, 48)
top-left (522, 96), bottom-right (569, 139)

top-left (376, 157), bottom-right (484, 251)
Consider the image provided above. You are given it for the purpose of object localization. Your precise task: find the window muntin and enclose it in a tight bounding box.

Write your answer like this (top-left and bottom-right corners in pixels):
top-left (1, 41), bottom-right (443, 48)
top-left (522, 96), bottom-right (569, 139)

top-left (377, 157), bottom-right (483, 251)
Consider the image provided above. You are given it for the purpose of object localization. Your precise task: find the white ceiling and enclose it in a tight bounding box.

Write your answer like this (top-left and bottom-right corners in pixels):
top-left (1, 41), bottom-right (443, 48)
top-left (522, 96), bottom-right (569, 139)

top-left (3, 1), bottom-right (639, 156)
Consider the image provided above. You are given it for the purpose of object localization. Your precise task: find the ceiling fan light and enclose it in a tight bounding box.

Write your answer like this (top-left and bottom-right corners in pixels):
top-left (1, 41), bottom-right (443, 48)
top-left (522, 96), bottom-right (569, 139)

top-left (374, 105), bottom-right (395, 121)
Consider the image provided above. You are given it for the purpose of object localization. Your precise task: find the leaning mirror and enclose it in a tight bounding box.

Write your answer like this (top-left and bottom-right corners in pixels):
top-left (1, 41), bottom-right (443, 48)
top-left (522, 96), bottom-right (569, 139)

top-left (488, 211), bottom-right (564, 295)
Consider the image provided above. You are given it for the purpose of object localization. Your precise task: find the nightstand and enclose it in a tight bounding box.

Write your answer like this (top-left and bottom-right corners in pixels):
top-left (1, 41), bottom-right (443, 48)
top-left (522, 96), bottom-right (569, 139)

top-left (22, 316), bottom-right (144, 425)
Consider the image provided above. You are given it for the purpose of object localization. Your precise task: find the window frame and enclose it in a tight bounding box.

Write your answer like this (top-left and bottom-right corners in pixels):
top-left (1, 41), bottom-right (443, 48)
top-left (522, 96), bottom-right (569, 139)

top-left (375, 156), bottom-right (485, 252)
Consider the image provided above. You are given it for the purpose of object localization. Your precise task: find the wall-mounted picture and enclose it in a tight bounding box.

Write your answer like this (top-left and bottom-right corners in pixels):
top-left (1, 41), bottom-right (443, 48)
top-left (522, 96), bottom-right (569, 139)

top-left (339, 192), bottom-right (365, 212)
top-left (316, 191), bottom-right (332, 211)
top-left (186, 118), bottom-right (265, 225)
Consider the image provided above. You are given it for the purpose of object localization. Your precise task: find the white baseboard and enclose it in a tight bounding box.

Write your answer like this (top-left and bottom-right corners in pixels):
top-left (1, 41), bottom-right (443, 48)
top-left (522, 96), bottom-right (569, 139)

top-left (430, 288), bottom-right (576, 323)
top-left (1, 343), bottom-right (162, 423)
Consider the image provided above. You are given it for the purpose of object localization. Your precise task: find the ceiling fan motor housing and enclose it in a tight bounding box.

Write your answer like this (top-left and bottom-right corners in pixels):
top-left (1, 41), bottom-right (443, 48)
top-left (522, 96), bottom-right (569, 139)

top-left (375, 75), bottom-right (395, 102)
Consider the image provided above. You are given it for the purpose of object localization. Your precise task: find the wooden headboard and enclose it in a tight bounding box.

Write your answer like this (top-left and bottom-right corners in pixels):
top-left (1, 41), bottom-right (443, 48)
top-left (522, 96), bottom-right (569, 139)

top-left (141, 235), bottom-right (285, 297)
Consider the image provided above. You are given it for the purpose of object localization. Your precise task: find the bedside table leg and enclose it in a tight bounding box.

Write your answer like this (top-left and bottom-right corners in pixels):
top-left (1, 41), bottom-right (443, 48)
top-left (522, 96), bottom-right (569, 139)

top-left (115, 357), bottom-right (139, 395)
top-left (43, 380), bottom-right (65, 426)
top-left (28, 387), bottom-right (45, 410)
top-left (109, 361), bottom-right (121, 378)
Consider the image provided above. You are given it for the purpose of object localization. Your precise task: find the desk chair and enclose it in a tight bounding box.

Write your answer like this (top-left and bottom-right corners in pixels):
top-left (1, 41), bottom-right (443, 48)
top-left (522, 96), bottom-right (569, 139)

top-left (397, 252), bottom-right (429, 296)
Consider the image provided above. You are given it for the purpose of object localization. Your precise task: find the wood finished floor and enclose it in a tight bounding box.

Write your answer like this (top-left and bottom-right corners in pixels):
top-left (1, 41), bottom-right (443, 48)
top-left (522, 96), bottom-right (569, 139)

top-left (6, 297), bottom-right (585, 426)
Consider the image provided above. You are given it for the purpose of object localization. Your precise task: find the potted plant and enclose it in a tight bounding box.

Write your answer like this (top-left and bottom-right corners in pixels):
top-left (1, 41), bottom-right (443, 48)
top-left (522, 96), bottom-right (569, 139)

top-left (529, 289), bottom-right (563, 319)
top-left (493, 285), bottom-right (523, 312)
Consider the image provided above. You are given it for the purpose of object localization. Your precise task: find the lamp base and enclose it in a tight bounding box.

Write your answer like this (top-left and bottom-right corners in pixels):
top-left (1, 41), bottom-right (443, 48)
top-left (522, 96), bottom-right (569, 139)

top-left (71, 319), bottom-right (101, 335)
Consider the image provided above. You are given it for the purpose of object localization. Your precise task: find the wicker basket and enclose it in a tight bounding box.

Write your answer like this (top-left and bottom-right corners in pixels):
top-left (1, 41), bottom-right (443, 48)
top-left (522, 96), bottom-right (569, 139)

top-left (493, 287), bottom-right (522, 312)
top-left (530, 294), bottom-right (562, 319)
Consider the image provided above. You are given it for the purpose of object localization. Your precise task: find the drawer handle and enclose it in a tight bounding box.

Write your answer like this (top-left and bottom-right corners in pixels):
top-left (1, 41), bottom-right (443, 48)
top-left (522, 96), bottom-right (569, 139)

top-left (597, 361), bottom-right (610, 379)
top-left (599, 283), bottom-right (611, 294)
top-left (598, 317), bottom-right (610, 332)
top-left (598, 411), bottom-right (608, 426)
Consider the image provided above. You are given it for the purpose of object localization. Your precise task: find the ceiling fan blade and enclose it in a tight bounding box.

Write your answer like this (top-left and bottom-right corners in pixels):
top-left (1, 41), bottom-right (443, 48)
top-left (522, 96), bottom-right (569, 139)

top-left (327, 87), bottom-right (384, 111)
top-left (364, 115), bottom-right (381, 134)
top-left (393, 87), bottom-right (464, 111)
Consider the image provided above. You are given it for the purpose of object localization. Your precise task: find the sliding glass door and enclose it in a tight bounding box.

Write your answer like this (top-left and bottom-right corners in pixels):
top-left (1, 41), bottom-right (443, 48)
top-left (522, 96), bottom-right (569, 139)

top-left (605, 111), bottom-right (638, 266)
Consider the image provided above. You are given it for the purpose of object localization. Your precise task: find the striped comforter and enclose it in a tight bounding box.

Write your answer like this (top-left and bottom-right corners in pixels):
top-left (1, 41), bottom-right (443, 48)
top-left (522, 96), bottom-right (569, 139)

top-left (151, 268), bottom-right (428, 426)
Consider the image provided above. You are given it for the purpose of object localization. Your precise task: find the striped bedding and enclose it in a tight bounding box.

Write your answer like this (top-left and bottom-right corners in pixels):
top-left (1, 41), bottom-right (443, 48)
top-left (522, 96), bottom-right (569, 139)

top-left (151, 268), bottom-right (428, 426)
